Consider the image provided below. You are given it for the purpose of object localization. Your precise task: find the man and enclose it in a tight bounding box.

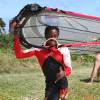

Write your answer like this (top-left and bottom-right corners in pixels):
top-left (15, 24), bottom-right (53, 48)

top-left (90, 52), bottom-right (100, 83)
top-left (13, 26), bottom-right (72, 100)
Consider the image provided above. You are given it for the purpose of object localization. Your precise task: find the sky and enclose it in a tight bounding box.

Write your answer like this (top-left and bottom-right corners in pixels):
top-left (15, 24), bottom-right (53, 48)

top-left (0, 0), bottom-right (100, 32)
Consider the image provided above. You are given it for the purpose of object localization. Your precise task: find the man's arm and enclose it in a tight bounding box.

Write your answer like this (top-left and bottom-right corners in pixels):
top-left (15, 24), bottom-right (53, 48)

top-left (58, 47), bottom-right (72, 76)
top-left (14, 35), bottom-right (37, 58)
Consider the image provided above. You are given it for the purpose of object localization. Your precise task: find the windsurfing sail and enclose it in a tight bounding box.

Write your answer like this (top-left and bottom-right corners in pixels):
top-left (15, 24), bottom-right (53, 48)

top-left (9, 4), bottom-right (100, 54)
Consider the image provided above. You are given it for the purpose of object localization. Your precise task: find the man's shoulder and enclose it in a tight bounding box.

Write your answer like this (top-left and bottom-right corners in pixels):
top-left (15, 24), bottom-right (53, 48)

top-left (58, 46), bottom-right (70, 54)
top-left (58, 46), bottom-right (69, 50)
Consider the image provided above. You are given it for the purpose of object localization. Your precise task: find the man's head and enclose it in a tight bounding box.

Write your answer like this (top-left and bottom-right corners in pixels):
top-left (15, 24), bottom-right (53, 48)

top-left (44, 26), bottom-right (59, 40)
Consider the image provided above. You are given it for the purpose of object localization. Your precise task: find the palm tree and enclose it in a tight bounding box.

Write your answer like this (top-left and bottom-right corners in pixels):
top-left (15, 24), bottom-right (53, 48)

top-left (0, 18), bottom-right (6, 35)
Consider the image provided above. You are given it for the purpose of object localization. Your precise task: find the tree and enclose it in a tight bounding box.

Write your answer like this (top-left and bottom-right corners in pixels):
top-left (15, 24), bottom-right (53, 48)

top-left (0, 18), bottom-right (6, 35)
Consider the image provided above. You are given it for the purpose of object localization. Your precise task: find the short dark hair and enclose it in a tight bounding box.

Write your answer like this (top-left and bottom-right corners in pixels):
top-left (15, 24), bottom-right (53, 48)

top-left (44, 26), bottom-right (59, 36)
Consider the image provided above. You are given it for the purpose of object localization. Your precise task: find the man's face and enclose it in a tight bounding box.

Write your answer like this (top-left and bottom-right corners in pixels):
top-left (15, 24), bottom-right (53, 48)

top-left (46, 29), bottom-right (59, 40)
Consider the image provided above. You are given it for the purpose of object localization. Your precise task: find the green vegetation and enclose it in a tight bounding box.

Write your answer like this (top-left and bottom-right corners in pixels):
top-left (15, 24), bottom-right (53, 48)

top-left (0, 35), bottom-right (13, 48)
top-left (0, 18), bottom-right (5, 27)
top-left (71, 54), bottom-right (95, 66)
top-left (0, 35), bottom-right (100, 100)
top-left (0, 18), bottom-right (6, 35)
top-left (0, 58), bottom-right (100, 100)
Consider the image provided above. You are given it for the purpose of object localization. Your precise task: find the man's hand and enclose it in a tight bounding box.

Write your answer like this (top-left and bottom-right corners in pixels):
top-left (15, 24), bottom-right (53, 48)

top-left (55, 67), bottom-right (65, 83)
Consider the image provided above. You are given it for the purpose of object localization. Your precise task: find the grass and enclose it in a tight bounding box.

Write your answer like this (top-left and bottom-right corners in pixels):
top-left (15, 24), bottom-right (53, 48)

top-left (0, 63), bottom-right (100, 100)
top-left (0, 48), bottom-right (100, 100)
top-left (0, 72), bottom-right (44, 100)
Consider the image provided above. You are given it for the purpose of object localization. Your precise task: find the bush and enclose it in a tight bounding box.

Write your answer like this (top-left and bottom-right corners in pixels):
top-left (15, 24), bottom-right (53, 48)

top-left (0, 34), bottom-right (13, 49)
top-left (71, 54), bottom-right (95, 63)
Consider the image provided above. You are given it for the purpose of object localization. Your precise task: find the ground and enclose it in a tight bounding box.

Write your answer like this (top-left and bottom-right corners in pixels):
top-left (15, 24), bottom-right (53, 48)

top-left (0, 62), bottom-right (100, 100)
